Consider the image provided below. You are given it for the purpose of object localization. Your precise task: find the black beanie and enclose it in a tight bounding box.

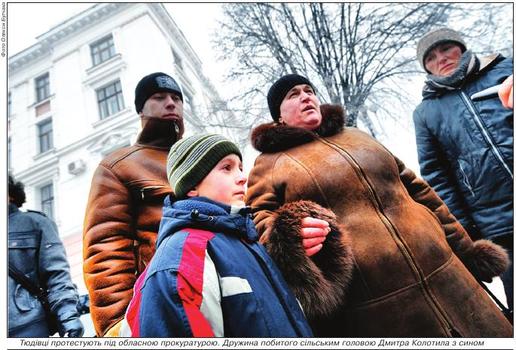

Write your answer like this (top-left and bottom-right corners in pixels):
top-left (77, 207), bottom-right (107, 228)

top-left (134, 72), bottom-right (183, 113)
top-left (267, 74), bottom-right (315, 121)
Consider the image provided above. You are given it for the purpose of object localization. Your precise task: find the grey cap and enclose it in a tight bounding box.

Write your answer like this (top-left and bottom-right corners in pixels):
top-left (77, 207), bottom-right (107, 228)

top-left (417, 28), bottom-right (467, 72)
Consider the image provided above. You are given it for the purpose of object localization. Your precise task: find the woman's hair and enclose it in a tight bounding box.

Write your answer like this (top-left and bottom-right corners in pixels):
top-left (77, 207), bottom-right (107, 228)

top-left (8, 174), bottom-right (26, 208)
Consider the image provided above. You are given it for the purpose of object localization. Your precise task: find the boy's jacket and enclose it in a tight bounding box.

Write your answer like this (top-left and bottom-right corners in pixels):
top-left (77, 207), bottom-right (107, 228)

top-left (120, 196), bottom-right (313, 337)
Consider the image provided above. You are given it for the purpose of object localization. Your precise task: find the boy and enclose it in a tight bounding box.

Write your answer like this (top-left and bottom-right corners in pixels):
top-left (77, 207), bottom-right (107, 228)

top-left (119, 134), bottom-right (313, 337)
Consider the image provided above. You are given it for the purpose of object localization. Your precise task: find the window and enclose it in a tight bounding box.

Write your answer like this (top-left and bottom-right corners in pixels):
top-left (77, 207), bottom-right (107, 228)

top-left (96, 80), bottom-right (125, 119)
top-left (38, 118), bottom-right (53, 153)
top-left (40, 183), bottom-right (54, 220)
top-left (35, 73), bottom-right (50, 102)
top-left (172, 48), bottom-right (183, 70)
top-left (90, 34), bottom-right (116, 66)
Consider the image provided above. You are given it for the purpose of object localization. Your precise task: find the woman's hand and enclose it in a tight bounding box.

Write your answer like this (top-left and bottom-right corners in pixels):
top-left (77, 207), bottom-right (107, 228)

top-left (499, 75), bottom-right (513, 109)
top-left (300, 217), bottom-right (331, 256)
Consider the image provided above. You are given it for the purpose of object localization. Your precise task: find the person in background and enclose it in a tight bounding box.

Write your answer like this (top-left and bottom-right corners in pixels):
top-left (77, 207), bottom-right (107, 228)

top-left (83, 72), bottom-right (185, 336)
top-left (119, 134), bottom-right (313, 337)
top-left (413, 28), bottom-right (513, 313)
top-left (246, 73), bottom-right (512, 336)
top-left (9, 174), bottom-right (84, 337)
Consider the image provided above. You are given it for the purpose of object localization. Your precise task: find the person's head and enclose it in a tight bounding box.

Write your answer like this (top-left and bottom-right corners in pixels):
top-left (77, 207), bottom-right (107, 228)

top-left (8, 174), bottom-right (26, 208)
top-left (417, 28), bottom-right (467, 76)
top-left (167, 134), bottom-right (246, 206)
top-left (267, 74), bottom-right (322, 130)
top-left (134, 72), bottom-right (184, 124)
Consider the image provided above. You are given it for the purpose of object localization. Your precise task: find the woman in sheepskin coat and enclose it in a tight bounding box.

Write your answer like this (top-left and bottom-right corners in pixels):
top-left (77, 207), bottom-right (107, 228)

top-left (245, 74), bottom-right (512, 337)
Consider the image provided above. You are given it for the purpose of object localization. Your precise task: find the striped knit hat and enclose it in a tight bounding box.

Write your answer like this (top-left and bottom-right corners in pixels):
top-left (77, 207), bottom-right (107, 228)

top-left (167, 134), bottom-right (242, 199)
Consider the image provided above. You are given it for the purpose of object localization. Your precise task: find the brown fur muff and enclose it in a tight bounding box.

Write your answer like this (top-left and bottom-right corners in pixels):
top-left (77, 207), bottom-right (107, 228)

top-left (464, 239), bottom-right (510, 282)
top-left (266, 200), bottom-right (353, 320)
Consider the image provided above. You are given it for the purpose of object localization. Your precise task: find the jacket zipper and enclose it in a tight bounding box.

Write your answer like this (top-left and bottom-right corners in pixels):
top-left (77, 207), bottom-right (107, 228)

top-left (320, 138), bottom-right (458, 336)
top-left (457, 160), bottom-right (475, 197)
top-left (140, 185), bottom-right (165, 200)
top-left (460, 91), bottom-right (513, 179)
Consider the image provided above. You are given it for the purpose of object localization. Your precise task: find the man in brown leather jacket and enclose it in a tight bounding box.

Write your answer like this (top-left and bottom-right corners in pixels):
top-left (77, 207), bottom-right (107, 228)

top-left (83, 72), bottom-right (184, 336)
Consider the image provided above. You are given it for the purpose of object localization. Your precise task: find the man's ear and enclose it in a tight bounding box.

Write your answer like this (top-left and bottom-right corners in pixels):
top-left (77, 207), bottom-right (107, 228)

top-left (186, 188), bottom-right (198, 197)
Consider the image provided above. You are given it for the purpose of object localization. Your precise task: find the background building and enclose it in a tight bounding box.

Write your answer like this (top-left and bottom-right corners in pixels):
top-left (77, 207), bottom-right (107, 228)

top-left (7, 3), bottom-right (232, 293)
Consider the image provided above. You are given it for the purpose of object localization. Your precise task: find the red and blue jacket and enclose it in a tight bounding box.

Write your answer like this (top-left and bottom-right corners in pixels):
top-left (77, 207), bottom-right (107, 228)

top-left (120, 196), bottom-right (312, 337)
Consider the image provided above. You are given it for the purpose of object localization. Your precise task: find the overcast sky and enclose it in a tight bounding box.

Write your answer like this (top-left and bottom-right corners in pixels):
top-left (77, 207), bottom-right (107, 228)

top-left (6, 2), bottom-right (421, 170)
top-left (7, 3), bottom-right (230, 93)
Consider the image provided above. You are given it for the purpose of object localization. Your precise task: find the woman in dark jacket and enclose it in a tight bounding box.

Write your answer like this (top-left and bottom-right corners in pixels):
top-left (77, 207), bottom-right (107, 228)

top-left (413, 28), bottom-right (513, 312)
top-left (246, 74), bottom-right (512, 337)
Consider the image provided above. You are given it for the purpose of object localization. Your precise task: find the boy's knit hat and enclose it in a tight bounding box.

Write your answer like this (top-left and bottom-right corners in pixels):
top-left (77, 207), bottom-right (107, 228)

top-left (134, 72), bottom-right (183, 113)
top-left (167, 134), bottom-right (242, 199)
top-left (417, 28), bottom-right (467, 72)
top-left (267, 74), bottom-right (315, 121)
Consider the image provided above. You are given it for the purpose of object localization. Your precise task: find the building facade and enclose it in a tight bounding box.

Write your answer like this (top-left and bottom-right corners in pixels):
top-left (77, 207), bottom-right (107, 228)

top-left (8, 3), bottom-right (230, 292)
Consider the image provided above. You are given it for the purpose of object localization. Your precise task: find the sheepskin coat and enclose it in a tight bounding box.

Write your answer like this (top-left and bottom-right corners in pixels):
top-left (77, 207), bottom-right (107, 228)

top-left (83, 117), bottom-right (179, 336)
top-left (246, 104), bottom-right (512, 337)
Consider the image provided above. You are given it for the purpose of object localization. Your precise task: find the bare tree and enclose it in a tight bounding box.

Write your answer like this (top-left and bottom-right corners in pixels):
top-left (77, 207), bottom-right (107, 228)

top-left (447, 3), bottom-right (513, 56)
top-left (214, 3), bottom-right (512, 137)
top-left (181, 74), bottom-right (253, 150)
top-left (214, 3), bottom-right (452, 136)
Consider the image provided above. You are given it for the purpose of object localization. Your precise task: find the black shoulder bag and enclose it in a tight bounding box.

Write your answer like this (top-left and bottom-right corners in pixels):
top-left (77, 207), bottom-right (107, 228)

top-left (8, 265), bottom-right (59, 335)
top-left (478, 279), bottom-right (513, 324)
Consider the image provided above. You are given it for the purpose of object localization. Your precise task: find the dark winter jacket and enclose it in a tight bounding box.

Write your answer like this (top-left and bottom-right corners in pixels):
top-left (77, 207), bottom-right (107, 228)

top-left (413, 54), bottom-right (513, 241)
top-left (246, 104), bottom-right (512, 337)
top-left (9, 203), bottom-right (81, 337)
top-left (120, 196), bottom-right (313, 337)
top-left (83, 117), bottom-right (180, 336)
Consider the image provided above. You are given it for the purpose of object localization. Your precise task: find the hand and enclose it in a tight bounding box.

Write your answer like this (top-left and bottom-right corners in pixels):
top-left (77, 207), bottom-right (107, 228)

top-left (60, 318), bottom-right (84, 337)
top-left (300, 217), bottom-right (331, 256)
top-left (498, 75), bottom-right (513, 109)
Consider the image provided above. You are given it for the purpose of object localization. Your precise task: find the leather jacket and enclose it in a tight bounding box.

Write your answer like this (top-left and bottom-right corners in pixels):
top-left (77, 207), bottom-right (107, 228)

top-left (83, 117), bottom-right (181, 336)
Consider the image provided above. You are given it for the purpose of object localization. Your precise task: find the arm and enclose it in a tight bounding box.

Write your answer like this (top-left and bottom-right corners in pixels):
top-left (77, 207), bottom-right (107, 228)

top-left (38, 216), bottom-right (83, 337)
top-left (395, 155), bottom-right (509, 282)
top-left (246, 154), bottom-right (282, 243)
top-left (83, 164), bottom-right (136, 336)
top-left (413, 109), bottom-right (480, 239)
top-left (498, 74), bottom-right (513, 109)
top-left (247, 154), bottom-right (330, 254)
top-left (246, 155), bottom-right (353, 318)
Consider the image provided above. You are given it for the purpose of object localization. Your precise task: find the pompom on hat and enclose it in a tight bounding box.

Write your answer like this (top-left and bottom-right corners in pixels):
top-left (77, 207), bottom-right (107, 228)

top-left (166, 134), bottom-right (242, 199)
top-left (417, 28), bottom-right (467, 72)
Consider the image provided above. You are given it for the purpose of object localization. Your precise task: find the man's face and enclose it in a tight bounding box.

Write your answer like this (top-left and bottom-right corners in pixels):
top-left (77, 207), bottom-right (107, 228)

top-left (140, 92), bottom-right (184, 121)
top-left (279, 84), bottom-right (322, 130)
top-left (424, 43), bottom-right (463, 77)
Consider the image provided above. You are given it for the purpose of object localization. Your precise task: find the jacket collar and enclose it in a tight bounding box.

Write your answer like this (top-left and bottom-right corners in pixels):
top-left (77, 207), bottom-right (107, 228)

top-left (135, 117), bottom-right (182, 149)
top-left (478, 53), bottom-right (501, 72)
top-left (251, 104), bottom-right (345, 153)
top-left (9, 203), bottom-right (19, 215)
top-left (422, 53), bottom-right (503, 99)
top-left (157, 196), bottom-right (258, 246)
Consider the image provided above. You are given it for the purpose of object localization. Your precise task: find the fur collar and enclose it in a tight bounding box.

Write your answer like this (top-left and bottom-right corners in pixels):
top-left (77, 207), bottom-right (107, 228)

top-left (251, 104), bottom-right (346, 153)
